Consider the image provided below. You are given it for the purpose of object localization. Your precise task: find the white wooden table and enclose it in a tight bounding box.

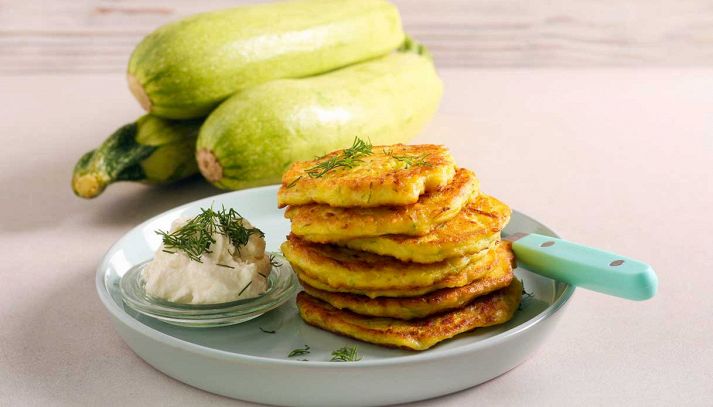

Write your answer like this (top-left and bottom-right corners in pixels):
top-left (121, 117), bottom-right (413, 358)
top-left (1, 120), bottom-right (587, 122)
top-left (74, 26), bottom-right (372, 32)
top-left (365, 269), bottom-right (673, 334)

top-left (1, 68), bottom-right (711, 406)
top-left (4, 0), bottom-right (713, 73)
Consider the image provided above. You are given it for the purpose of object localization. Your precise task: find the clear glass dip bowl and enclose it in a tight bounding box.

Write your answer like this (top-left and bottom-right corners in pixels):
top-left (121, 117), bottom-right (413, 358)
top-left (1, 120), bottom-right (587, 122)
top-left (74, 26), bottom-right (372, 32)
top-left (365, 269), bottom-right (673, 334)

top-left (120, 253), bottom-right (297, 328)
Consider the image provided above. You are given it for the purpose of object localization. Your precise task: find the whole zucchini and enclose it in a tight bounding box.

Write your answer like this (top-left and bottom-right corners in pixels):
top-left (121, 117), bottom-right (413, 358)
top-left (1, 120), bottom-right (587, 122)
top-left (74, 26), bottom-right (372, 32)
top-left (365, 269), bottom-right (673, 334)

top-left (72, 115), bottom-right (200, 198)
top-left (128, 0), bottom-right (405, 119)
top-left (196, 47), bottom-right (443, 190)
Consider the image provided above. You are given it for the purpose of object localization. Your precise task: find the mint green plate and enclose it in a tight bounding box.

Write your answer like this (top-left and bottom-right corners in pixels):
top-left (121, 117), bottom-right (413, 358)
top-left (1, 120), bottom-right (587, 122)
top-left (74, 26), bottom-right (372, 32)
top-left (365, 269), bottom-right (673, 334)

top-left (96, 185), bottom-right (574, 407)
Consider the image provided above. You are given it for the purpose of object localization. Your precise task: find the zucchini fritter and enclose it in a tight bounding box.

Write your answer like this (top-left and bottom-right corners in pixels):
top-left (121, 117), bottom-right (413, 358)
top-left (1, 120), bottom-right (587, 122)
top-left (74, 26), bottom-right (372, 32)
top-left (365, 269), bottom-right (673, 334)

top-left (341, 194), bottom-right (511, 263)
top-left (296, 278), bottom-right (523, 351)
top-left (278, 144), bottom-right (456, 208)
top-left (285, 168), bottom-right (478, 243)
top-left (283, 234), bottom-right (501, 297)
top-left (301, 241), bottom-right (515, 319)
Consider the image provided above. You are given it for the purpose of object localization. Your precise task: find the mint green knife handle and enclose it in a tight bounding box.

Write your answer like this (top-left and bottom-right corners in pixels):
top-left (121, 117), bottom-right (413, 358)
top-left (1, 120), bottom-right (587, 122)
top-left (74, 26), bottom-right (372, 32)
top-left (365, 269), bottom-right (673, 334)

top-left (511, 233), bottom-right (657, 300)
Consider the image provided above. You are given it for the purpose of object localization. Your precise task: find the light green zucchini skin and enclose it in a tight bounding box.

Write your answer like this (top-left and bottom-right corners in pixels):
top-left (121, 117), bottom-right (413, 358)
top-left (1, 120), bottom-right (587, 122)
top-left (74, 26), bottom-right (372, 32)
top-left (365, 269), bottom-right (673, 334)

top-left (72, 115), bottom-right (200, 198)
top-left (196, 49), bottom-right (443, 190)
top-left (128, 0), bottom-right (405, 119)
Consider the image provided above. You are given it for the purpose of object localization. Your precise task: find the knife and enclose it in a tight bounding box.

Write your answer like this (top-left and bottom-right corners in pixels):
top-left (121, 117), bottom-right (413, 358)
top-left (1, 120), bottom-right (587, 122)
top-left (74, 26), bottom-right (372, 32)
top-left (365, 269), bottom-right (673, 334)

top-left (504, 233), bottom-right (657, 300)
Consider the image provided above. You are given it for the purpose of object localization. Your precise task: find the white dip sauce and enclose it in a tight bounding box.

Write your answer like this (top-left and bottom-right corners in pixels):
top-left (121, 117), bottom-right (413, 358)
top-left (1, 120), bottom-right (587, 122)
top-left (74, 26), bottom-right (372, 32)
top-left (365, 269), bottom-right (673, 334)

top-left (141, 216), bottom-right (271, 304)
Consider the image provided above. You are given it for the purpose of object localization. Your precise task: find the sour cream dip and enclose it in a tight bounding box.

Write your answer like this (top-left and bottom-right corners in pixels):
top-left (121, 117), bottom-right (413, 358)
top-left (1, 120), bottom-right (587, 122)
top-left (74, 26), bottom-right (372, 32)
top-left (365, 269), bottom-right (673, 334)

top-left (141, 214), bottom-right (271, 304)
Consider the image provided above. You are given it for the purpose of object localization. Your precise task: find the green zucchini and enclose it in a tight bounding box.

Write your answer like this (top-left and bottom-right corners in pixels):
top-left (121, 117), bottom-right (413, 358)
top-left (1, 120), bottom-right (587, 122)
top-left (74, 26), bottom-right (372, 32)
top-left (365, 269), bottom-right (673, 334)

top-left (196, 46), bottom-right (443, 190)
top-left (72, 115), bottom-right (200, 198)
top-left (128, 0), bottom-right (405, 119)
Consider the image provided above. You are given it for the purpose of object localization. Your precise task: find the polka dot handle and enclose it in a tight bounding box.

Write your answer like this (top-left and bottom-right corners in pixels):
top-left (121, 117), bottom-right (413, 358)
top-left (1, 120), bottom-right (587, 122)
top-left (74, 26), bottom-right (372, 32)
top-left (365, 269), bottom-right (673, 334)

top-left (508, 233), bottom-right (657, 300)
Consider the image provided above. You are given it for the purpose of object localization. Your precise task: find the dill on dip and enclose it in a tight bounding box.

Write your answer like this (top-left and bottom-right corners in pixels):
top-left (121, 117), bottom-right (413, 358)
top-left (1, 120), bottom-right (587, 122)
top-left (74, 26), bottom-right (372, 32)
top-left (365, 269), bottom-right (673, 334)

top-left (156, 206), bottom-right (263, 262)
top-left (141, 206), bottom-right (273, 305)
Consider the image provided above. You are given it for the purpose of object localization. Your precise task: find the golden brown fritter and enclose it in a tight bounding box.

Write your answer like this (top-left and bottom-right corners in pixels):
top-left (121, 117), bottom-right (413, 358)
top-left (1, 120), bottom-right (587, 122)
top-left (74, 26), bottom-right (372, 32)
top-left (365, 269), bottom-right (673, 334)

top-left (278, 144), bottom-right (456, 208)
top-left (285, 168), bottom-right (478, 243)
top-left (283, 234), bottom-right (502, 297)
top-left (341, 194), bottom-right (511, 263)
top-left (301, 242), bottom-right (515, 319)
top-left (296, 278), bottom-right (523, 351)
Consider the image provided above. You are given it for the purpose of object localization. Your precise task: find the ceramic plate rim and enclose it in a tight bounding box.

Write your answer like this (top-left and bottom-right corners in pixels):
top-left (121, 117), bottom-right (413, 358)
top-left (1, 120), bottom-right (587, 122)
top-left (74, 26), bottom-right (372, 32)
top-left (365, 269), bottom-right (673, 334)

top-left (96, 184), bottom-right (575, 368)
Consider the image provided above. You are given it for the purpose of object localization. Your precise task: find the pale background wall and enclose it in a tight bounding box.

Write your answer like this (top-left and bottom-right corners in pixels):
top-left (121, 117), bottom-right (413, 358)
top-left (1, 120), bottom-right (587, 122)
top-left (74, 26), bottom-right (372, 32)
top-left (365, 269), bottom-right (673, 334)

top-left (2, 0), bottom-right (713, 74)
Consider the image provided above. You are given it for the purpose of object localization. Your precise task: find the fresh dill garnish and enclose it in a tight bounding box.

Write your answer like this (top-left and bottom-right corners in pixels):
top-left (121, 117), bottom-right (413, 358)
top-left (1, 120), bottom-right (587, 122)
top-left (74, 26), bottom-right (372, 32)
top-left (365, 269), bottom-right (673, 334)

top-left (330, 345), bottom-right (361, 362)
top-left (155, 206), bottom-right (263, 263)
top-left (215, 206), bottom-right (264, 249)
top-left (288, 345), bottom-right (311, 358)
top-left (519, 287), bottom-right (534, 310)
top-left (383, 148), bottom-right (431, 169)
top-left (269, 254), bottom-right (282, 268)
top-left (259, 327), bottom-right (276, 334)
top-left (285, 175), bottom-right (302, 188)
top-left (216, 263), bottom-right (235, 269)
top-left (305, 137), bottom-right (372, 178)
top-left (156, 208), bottom-right (217, 262)
top-left (393, 153), bottom-right (431, 168)
top-left (238, 281), bottom-right (252, 296)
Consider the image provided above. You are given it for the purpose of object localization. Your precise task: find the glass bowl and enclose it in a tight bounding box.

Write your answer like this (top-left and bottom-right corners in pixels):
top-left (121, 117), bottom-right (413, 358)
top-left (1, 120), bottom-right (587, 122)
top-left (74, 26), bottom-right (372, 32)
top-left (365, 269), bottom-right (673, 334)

top-left (120, 253), bottom-right (298, 327)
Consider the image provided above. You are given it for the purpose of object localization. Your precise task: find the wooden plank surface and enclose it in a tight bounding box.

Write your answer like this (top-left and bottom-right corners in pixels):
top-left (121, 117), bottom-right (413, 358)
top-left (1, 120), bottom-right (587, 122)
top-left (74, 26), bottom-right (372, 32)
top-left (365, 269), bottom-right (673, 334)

top-left (2, 0), bottom-right (713, 73)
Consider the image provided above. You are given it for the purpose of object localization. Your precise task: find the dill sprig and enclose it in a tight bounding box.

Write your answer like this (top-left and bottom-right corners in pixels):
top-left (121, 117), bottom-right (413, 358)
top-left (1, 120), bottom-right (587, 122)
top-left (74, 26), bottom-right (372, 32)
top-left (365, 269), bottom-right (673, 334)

top-left (330, 345), bottom-right (361, 362)
top-left (288, 345), bottom-right (311, 358)
top-left (519, 287), bottom-right (534, 310)
top-left (269, 254), bottom-right (282, 268)
top-left (392, 153), bottom-right (431, 168)
top-left (156, 209), bottom-right (217, 263)
top-left (305, 137), bottom-right (372, 178)
top-left (522, 288), bottom-right (534, 298)
top-left (215, 207), bottom-right (264, 248)
top-left (156, 206), bottom-right (263, 263)
top-left (238, 281), bottom-right (252, 296)
top-left (216, 263), bottom-right (235, 269)
top-left (383, 148), bottom-right (432, 169)
top-left (285, 175), bottom-right (302, 189)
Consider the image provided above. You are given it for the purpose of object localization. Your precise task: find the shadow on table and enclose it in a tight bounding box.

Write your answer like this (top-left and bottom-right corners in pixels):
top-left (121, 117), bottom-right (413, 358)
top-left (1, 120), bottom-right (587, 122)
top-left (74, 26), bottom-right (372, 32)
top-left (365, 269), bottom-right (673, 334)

top-left (88, 176), bottom-right (222, 227)
top-left (0, 155), bottom-right (221, 232)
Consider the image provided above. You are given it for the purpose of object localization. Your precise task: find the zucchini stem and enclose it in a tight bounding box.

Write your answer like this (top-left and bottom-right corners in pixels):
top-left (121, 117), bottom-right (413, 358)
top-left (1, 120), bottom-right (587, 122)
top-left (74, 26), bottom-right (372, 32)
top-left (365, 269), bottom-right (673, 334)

top-left (71, 123), bottom-right (156, 198)
top-left (398, 36), bottom-right (433, 61)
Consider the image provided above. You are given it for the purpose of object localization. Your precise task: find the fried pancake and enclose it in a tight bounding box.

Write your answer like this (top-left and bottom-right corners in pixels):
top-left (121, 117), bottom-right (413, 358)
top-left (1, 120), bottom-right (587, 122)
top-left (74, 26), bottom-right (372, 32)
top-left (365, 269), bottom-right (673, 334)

top-left (301, 242), bottom-right (515, 319)
top-left (285, 169), bottom-right (478, 243)
top-left (283, 235), bottom-right (501, 297)
top-left (278, 144), bottom-right (456, 208)
top-left (342, 194), bottom-right (511, 263)
top-left (296, 278), bottom-right (523, 351)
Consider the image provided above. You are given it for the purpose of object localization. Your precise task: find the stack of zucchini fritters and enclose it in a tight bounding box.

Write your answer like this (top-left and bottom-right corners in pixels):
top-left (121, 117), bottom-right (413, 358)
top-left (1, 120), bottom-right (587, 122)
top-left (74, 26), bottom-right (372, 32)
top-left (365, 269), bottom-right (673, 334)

top-left (278, 143), bottom-right (522, 351)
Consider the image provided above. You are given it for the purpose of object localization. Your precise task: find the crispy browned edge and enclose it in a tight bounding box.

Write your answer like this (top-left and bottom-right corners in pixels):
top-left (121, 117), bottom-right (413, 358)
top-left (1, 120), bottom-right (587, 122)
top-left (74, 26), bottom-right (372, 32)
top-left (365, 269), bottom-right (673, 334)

top-left (284, 168), bottom-right (478, 241)
top-left (300, 242), bottom-right (515, 319)
top-left (296, 278), bottom-right (523, 351)
top-left (287, 241), bottom-right (500, 297)
top-left (277, 144), bottom-right (455, 208)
